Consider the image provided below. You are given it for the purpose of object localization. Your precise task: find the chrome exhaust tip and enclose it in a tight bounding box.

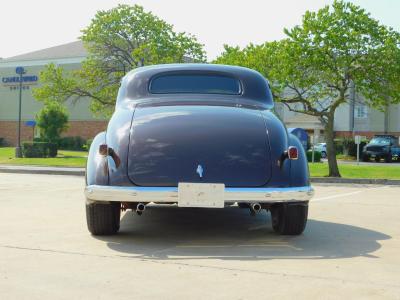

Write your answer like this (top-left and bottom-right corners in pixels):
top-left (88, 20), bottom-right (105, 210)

top-left (136, 203), bottom-right (146, 215)
top-left (250, 203), bottom-right (262, 215)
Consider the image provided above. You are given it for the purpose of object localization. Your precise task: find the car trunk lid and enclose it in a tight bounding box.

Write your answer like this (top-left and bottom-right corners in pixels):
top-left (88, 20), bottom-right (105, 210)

top-left (127, 105), bottom-right (271, 187)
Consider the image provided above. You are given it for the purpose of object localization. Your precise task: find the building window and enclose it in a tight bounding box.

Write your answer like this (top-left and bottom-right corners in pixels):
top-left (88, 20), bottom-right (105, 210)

top-left (355, 105), bottom-right (368, 118)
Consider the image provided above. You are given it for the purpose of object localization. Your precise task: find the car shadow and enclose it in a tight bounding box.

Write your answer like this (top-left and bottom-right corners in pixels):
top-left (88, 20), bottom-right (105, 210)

top-left (95, 205), bottom-right (390, 260)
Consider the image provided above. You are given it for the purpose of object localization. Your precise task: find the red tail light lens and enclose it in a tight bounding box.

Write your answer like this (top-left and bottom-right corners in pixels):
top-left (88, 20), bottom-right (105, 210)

top-left (99, 144), bottom-right (108, 156)
top-left (288, 146), bottom-right (298, 160)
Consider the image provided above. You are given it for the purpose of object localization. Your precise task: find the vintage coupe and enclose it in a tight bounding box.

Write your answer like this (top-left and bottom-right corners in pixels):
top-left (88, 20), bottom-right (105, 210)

top-left (85, 64), bottom-right (314, 236)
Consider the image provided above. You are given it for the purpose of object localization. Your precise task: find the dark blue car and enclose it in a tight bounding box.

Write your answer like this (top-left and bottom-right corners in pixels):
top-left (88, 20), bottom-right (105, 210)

top-left (84, 64), bottom-right (314, 236)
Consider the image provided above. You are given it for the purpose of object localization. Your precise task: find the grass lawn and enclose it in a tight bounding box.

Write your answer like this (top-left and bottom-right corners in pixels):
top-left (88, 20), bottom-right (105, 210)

top-left (0, 147), bottom-right (87, 167)
top-left (1, 146), bottom-right (399, 179)
top-left (309, 163), bottom-right (400, 179)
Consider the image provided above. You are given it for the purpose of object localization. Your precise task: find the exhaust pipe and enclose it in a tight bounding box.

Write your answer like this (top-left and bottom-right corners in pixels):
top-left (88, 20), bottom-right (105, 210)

top-left (136, 203), bottom-right (146, 215)
top-left (250, 203), bottom-right (262, 215)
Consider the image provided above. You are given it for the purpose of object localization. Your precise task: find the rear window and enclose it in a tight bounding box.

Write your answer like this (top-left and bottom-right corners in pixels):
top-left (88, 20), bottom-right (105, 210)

top-left (149, 74), bottom-right (241, 95)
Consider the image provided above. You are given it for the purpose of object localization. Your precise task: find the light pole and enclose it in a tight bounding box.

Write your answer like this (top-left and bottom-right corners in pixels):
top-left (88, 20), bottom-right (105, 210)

top-left (15, 66), bottom-right (26, 158)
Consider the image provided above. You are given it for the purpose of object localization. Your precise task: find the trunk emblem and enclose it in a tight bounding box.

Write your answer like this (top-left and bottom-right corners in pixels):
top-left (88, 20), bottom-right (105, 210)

top-left (196, 164), bottom-right (204, 178)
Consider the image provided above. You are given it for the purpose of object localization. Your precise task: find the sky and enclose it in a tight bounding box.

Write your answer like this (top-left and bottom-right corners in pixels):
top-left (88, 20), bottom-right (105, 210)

top-left (0, 0), bottom-right (399, 60)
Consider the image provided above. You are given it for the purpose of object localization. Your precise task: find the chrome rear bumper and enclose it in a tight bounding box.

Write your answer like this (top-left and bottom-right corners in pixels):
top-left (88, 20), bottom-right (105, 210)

top-left (85, 185), bottom-right (314, 204)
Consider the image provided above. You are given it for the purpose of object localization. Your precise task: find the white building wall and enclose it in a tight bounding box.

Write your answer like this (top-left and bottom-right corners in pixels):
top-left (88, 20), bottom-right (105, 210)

top-left (334, 103), bottom-right (350, 131)
top-left (279, 95), bottom-right (400, 138)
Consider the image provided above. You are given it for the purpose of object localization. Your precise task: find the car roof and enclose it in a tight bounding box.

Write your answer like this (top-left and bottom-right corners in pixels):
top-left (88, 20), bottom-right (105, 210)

top-left (129, 63), bottom-right (261, 76)
top-left (118, 63), bottom-right (274, 107)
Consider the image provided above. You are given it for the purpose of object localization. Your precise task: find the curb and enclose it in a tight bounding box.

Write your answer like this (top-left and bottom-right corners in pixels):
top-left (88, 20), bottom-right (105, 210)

top-left (1, 166), bottom-right (400, 185)
top-left (0, 166), bottom-right (85, 176)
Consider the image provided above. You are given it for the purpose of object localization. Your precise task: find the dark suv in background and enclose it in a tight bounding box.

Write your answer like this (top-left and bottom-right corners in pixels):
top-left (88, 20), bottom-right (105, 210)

top-left (362, 135), bottom-right (400, 163)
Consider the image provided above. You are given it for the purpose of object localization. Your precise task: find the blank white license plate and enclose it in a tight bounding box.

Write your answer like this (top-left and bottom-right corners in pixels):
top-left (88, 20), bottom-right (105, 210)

top-left (178, 183), bottom-right (225, 208)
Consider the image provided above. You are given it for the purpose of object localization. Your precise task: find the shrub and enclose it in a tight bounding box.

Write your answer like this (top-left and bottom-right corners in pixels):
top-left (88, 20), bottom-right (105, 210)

top-left (48, 143), bottom-right (58, 158)
top-left (333, 139), bottom-right (344, 154)
top-left (22, 142), bottom-right (58, 158)
top-left (36, 101), bottom-right (69, 143)
top-left (334, 138), bottom-right (369, 158)
top-left (57, 136), bottom-right (85, 151)
top-left (83, 138), bottom-right (93, 151)
top-left (0, 137), bottom-right (4, 147)
top-left (22, 142), bottom-right (48, 158)
top-left (348, 141), bottom-right (368, 157)
top-left (306, 150), bottom-right (322, 162)
top-left (341, 137), bottom-right (354, 155)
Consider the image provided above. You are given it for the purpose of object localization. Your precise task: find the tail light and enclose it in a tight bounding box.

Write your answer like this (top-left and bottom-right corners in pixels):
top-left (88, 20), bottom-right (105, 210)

top-left (99, 144), bottom-right (108, 156)
top-left (287, 146), bottom-right (298, 160)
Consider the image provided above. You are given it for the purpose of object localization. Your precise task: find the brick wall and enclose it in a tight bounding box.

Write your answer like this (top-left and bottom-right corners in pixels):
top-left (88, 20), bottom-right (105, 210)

top-left (0, 121), bottom-right (34, 146)
top-left (0, 120), bottom-right (108, 146)
top-left (63, 121), bottom-right (108, 140)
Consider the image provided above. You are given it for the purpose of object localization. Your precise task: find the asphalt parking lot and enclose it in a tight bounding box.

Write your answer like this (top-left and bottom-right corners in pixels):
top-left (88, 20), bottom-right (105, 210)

top-left (0, 174), bottom-right (399, 299)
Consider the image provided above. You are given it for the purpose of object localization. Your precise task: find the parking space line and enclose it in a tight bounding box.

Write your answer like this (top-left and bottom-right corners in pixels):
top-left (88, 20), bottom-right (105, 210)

top-left (313, 186), bottom-right (389, 201)
top-left (313, 191), bottom-right (362, 201)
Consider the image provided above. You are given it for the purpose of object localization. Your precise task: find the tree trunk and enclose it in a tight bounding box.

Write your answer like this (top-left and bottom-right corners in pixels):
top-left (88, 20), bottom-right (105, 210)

top-left (324, 115), bottom-right (341, 177)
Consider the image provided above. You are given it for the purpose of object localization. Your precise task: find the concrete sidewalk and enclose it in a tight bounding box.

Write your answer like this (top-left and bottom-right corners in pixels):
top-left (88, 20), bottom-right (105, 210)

top-left (1, 164), bottom-right (400, 185)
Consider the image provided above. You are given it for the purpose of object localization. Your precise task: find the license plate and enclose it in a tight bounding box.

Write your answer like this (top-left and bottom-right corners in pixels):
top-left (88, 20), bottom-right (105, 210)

top-left (178, 183), bottom-right (225, 208)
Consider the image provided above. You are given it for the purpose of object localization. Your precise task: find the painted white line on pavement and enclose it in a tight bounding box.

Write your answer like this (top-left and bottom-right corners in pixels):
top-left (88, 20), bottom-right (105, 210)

top-left (313, 185), bottom-right (389, 202)
top-left (313, 191), bottom-right (361, 201)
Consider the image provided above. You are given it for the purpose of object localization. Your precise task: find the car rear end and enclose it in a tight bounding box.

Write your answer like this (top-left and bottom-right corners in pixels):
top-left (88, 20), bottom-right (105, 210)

top-left (84, 64), bottom-right (314, 236)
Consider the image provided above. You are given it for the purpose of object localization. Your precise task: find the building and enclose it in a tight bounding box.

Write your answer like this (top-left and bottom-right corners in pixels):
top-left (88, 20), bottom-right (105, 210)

top-left (1, 41), bottom-right (399, 146)
top-left (276, 94), bottom-right (400, 143)
top-left (0, 41), bottom-right (107, 146)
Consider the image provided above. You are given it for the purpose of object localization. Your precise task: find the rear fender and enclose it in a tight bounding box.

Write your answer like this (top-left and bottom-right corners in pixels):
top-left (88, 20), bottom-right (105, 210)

top-left (261, 111), bottom-right (291, 187)
top-left (288, 133), bottom-right (310, 186)
top-left (106, 108), bottom-right (134, 186)
top-left (86, 131), bottom-right (108, 186)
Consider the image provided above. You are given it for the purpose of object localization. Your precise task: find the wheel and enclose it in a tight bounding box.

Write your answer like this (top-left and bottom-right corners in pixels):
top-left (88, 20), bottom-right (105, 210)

top-left (374, 156), bottom-right (380, 162)
top-left (238, 202), bottom-right (250, 209)
top-left (362, 154), bottom-right (369, 162)
top-left (271, 203), bottom-right (308, 235)
top-left (321, 151), bottom-right (327, 158)
top-left (385, 154), bottom-right (392, 163)
top-left (86, 202), bottom-right (121, 235)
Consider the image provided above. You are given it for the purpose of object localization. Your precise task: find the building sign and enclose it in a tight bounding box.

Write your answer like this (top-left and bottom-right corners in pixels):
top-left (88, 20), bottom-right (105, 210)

top-left (1, 68), bottom-right (39, 91)
top-left (2, 75), bottom-right (38, 84)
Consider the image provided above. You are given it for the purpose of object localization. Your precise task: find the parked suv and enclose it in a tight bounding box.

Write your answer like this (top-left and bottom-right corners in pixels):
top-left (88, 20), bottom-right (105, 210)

top-left (362, 135), bottom-right (400, 163)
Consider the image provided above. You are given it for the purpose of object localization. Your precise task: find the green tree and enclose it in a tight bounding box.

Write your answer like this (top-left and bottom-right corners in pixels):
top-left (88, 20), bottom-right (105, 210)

top-left (215, 1), bottom-right (400, 177)
top-left (34, 4), bottom-right (206, 116)
top-left (36, 102), bottom-right (69, 143)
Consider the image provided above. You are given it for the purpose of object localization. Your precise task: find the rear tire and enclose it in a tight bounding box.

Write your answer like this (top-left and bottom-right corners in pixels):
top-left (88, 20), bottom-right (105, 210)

top-left (375, 156), bottom-right (380, 162)
top-left (86, 202), bottom-right (121, 235)
top-left (271, 203), bottom-right (308, 235)
top-left (362, 154), bottom-right (369, 162)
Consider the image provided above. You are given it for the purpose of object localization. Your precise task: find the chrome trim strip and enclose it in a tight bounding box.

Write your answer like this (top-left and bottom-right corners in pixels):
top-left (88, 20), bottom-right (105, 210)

top-left (85, 185), bottom-right (314, 203)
